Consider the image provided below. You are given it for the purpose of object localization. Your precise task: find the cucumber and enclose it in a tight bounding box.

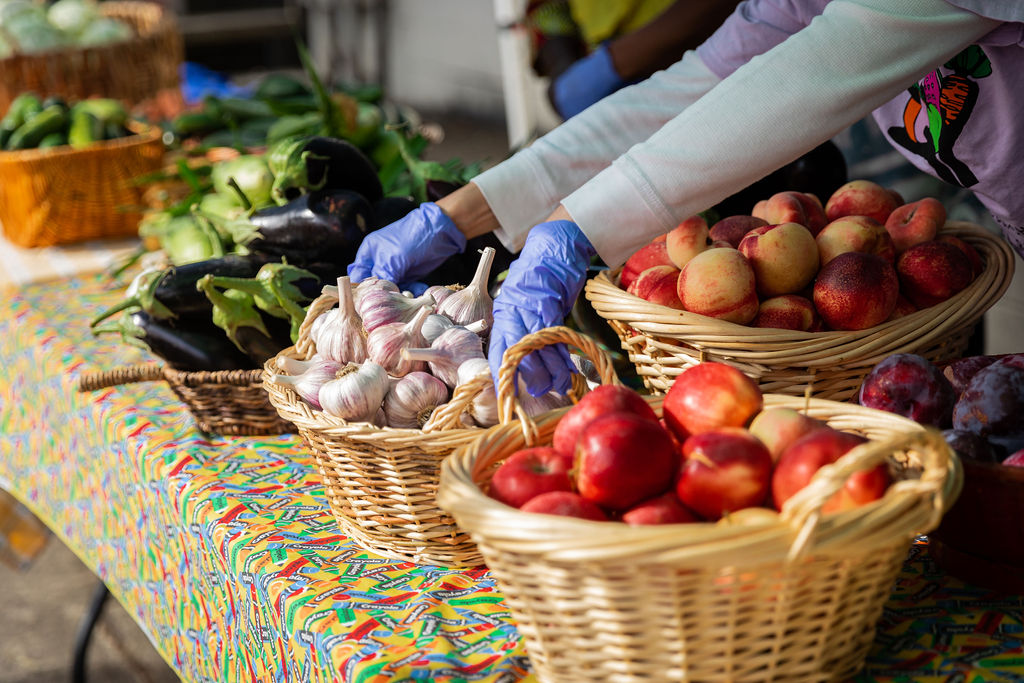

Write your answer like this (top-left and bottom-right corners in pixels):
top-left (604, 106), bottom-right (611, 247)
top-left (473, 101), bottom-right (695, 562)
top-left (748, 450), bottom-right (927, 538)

top-left (73, 98), bottom-right (128, 127)
top-left (171, 111), bottom-right (221, 136)
top-left (6, 105), bottom-right (69, 150)
top-left (255, 73), bottom-right (311, 100)
top-left (218, 97), bottom-right (274, 121)
top-left (38, 131), bottom-right (68, 149)
top-left (1, 92), bottom-right (43, 134)
top-left (68, 109), bottom-right (104, 148)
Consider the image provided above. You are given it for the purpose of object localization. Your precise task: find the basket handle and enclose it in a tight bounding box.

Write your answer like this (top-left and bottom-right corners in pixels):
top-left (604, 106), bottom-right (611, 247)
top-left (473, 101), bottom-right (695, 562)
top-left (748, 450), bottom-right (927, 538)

top-left (422, 372), bottom-right (494, 432)
top-left (496, 326), bottom-right (619, 445)
top-left (779, 427), bottom-right (956, 561)
top-left (294, 290), bottom-right (339, 359)
top-left (77, 363), bottom-right (164, 392)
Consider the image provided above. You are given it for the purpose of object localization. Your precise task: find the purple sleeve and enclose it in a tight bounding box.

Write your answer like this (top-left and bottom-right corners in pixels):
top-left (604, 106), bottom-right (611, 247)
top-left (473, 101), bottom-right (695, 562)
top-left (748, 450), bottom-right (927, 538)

top-left (695, 0), bottom-right (829, 79)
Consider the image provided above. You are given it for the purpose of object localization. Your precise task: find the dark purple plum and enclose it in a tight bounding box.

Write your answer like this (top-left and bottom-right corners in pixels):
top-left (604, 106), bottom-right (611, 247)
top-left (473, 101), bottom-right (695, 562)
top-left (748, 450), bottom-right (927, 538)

top-left (952, 360), bottom-right (1024, 444)
top-left (942, 354), bottom-right (1007, 397)
top-left (942, 429), bottom-right (1003, 463)
top-left (859, 353), bottom-right (956, 427)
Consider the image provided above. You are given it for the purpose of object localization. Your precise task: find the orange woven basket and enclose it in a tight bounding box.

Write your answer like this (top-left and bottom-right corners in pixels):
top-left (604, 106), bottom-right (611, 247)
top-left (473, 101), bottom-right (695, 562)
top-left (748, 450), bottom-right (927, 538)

top-left (0, 2), bottom-right (183, 115)
top-left (0, 123), bottom-right (165, 247)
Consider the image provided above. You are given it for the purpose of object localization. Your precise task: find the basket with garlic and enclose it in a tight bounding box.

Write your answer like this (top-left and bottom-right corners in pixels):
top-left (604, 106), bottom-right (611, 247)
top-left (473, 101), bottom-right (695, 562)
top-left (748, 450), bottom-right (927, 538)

top-left (263, 247), bottom-right (580, 567)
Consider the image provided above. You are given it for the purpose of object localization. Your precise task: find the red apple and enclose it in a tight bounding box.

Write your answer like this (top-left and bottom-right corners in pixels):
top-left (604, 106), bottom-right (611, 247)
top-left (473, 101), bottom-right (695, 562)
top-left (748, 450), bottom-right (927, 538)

top-left (621, 241), bottom-right (673, 290)
top-left (575, 412), bottom-right (679, 511)
top-left (622, 492), bottom-right (700, 525)
top-left (520, 491), bottom-right (608, 520)
top-left (772, 428), bottom-right (889, 513)
top-left (489, 447), bottom-right (574, 509)
top-left (709, 215), bottom-right (768, 248)
top-left (676, 427), bottom-right (773, 520)
top-left (662, 362), bottom-right (763, 441)
top-left (552, 384), bottom-right (658, 459)
top-left (884, 198), bottom-right (946, 252)
top-left (627, 265), bottom-right (684, 309)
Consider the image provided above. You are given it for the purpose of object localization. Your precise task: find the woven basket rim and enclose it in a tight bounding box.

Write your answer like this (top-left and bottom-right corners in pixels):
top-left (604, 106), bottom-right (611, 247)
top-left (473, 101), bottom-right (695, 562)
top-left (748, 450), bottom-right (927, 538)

top-left (0, 1), bottom-right (175, 64)
top-left (439, 393), bottom-right (960, 565)
top-left (585, 222), bottom-right (1013, 348)
top-left (0, 121), bottom-right (162, 161)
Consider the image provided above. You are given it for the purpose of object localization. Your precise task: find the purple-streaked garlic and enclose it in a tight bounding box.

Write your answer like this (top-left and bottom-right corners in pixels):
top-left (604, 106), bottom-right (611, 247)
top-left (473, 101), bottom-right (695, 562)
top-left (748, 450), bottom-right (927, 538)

top-left (437, 247), bottom-right (495, 333)
top-left (425, 285), bottom-right (456, 308)
top-left (318, 361), bottom-right (389, 422)
top-left (352, 276), bottom-right (399, 308)
top-left (421, 315), bottom-right (488, 344)
top-left (365, 306), bottom-right (432, 377)
top-left (383, 371), bottom-right (450, 429)
top-left (356, 287), bottom-right (435, 333)
top-left (401, 326), bottom-right (485, 388)
top-left (456, 357), bottom-right (498, 427)
top-left (311, 276), bottom-right (367, 364)
top-left (270, 357), bottom-right (343, 409)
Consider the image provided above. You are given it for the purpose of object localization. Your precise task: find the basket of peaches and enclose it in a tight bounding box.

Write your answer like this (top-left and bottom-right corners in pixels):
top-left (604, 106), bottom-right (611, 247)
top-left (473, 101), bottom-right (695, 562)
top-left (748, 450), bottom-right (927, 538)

top-left (438, 326), bottom-right (960, 683)
top-left (584, 179), bottom-right (1015, 400)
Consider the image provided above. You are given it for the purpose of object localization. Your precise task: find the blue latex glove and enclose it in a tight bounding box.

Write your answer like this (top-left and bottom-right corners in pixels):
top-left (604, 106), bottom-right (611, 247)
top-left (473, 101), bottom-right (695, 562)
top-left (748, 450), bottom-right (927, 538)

top-left (347, 203), bottom-right (467, 293)
top-left (488, 220), bottom-right (596, 397)
top-left (550, 43), bottom-right (626, 120)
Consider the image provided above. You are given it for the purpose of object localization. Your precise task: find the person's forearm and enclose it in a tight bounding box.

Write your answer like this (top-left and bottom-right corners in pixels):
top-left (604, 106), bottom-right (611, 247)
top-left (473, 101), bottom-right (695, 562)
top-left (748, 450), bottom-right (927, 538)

top-left (435, 182), bottom-right (499, 240)
top-left (608, 0), bottom-right (739, 81)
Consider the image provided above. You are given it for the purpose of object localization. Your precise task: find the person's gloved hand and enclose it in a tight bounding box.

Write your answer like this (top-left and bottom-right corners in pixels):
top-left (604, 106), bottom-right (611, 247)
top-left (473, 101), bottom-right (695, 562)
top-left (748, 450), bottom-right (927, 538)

top-left (488, 220), bottom-right (596, 397)
top-left (550, 43), bottom-right (625, 120)
top-left (347, 202), bottom-right (466, 292)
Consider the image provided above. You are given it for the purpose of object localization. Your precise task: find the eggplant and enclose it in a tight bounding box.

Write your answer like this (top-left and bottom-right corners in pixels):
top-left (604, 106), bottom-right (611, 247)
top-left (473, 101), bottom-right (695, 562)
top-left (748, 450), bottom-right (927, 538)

top-left (94, 309), bottom-right (255, 371)
top-left (371, 195), bottom-right (418, 230)
top-left (237, 189), bottom-right (376, 264)
top-left (91, 254), bottom-right (275, 328)
top-left (268, 135), bottom-right (383, 205)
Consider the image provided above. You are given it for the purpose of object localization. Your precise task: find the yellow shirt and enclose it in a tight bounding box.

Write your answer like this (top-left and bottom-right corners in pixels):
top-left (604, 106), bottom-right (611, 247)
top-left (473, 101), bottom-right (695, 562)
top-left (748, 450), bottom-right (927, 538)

top-left (570, 0), bottom-right (675, 46)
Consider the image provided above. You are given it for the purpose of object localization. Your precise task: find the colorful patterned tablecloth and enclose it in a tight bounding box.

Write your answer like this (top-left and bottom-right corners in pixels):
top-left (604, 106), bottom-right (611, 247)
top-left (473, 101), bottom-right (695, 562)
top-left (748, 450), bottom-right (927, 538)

top-left (0, 272), bottom-right (1023, 683)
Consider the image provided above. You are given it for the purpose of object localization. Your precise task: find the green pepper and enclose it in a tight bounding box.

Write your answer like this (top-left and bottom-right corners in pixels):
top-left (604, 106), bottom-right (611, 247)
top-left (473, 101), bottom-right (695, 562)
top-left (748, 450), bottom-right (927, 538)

top-left (68, 109), bottom-right (104, 148)
top-left (6, 104), bottom-right (69, 150)
top-left (73, 98), bottom-right (128, 127)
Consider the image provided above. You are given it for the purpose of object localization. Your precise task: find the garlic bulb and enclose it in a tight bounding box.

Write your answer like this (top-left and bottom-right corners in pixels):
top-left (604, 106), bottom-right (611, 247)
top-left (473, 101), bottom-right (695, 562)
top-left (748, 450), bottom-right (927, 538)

top-left (457, 357), bottom-right (498, 427)
top-left (425, 285), bottom-right (456, 307)
top-left (312, 276), bottom-right (367, 364)
top-left (384, 371), bottom-right (450, 429)
top-left (422, 315), bottom-right (488, 344)
top-left (357, 288), bottom-right (435, 333)
top-left (318, 361), bottom-right (389, 422)
top-left (366, 306), bottom-right (432, 377)
top-left (352, 276), bottom-right (399, 308)
top-left (401, 326), bottom-right (486, 388)
top-left (270, 357), bottom-right (343, 409)
top-left (437, 247), bottom-right (495, 332)
top-left (519, 386), bottom-right (573, 418)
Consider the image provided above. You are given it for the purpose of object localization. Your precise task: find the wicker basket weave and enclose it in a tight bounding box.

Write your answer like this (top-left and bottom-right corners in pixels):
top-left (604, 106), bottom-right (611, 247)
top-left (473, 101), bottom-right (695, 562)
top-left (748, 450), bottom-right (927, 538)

top-left (0, 122), bottom-right (165, 247)
top-left (438, 327), bottom-right (961, 683)
top-left (0, 2), bottom-right (183, 114)
top-left (584, 222), bottom-right (1014, 399)
top-left (77, 364), bottom-right (292, 436)
top-left (262, 290), bottom-right (491, 567)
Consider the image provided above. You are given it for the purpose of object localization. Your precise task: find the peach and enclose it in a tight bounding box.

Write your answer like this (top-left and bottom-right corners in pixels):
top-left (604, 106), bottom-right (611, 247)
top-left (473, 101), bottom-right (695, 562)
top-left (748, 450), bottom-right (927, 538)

top-left (815, 215), bottom-right (895, 266)
top-left (677, 248), bottom-right (759, 324)
top-left (752, 199), bottom-right (769, 221)
top-left (748, 407), bottom-right (827, 462)
top-left (884, 198), bottom-right (946, 252)
top-left (896, 241), bottom-right (974, 309)
top-left (666, 214), bottom-right (711, 268)
top-left (627, 265), bottom-right (684, 309)
top-left (621, 241), bottom-right (673, 290)
top-left (757, 192), bottom-right (827, 234)
top-left (709, 215), bottom-right (768, 248)
top-left (937, 234), bottom-right (984, 278)
top-left (886, 295), bottom-right (918, 321)
top-left (738, 222), bottom-right (820, 297)
top-left (813, 251), bottom-right (899, 330)
top-left (751, 294), bottom-right (821, 331)
top-left (825, 179), bottom-right (900, 224)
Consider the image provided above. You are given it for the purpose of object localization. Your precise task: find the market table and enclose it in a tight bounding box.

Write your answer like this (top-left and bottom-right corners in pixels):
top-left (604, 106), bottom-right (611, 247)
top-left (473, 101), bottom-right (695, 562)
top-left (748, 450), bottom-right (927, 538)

top-left (1, 272), bottom-right (1023, 683)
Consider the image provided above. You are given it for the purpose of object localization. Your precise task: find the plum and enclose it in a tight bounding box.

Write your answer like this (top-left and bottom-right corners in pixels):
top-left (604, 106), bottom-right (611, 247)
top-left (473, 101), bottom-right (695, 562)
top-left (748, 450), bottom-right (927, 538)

top-left (952, 359), bottom-right (1024, 450)
top-left (858, 353), bottom-right (956, 427)
top-left (942, 354), bottom-right (1012, 397)
top-left (942, 429), bottom-right (1003, 463)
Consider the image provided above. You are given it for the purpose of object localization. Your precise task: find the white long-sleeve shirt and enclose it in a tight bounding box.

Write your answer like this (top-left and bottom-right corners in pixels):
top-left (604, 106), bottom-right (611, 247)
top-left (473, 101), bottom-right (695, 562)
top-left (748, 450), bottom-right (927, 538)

top-left (473, 0), bottom-right (1007, 267)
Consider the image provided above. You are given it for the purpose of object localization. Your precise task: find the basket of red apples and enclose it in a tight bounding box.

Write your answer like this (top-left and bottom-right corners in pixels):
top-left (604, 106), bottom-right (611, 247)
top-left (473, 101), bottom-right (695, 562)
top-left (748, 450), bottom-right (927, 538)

top-left (856, 350), bottom-right (1024, 593)
top-left (585, 179), bottom-right (1015, 400)
top-left (439, 326), bottom-right (960, 683)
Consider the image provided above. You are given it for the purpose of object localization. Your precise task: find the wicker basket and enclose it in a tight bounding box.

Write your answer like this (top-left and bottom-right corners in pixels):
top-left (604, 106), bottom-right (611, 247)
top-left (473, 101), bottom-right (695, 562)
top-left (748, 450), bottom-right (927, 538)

top-left (0, 122), bottom-right (165, 247)
top-left (77, 364), bottom-right (292, 436)
top-left (585, 222), bottom-right (1014, 399)
top-left (438, 327), bottom-right (961, 683)
top-left (262, 290), bottom-right (492, 567)
top-left (0, 2), bottom-right (183, 115)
